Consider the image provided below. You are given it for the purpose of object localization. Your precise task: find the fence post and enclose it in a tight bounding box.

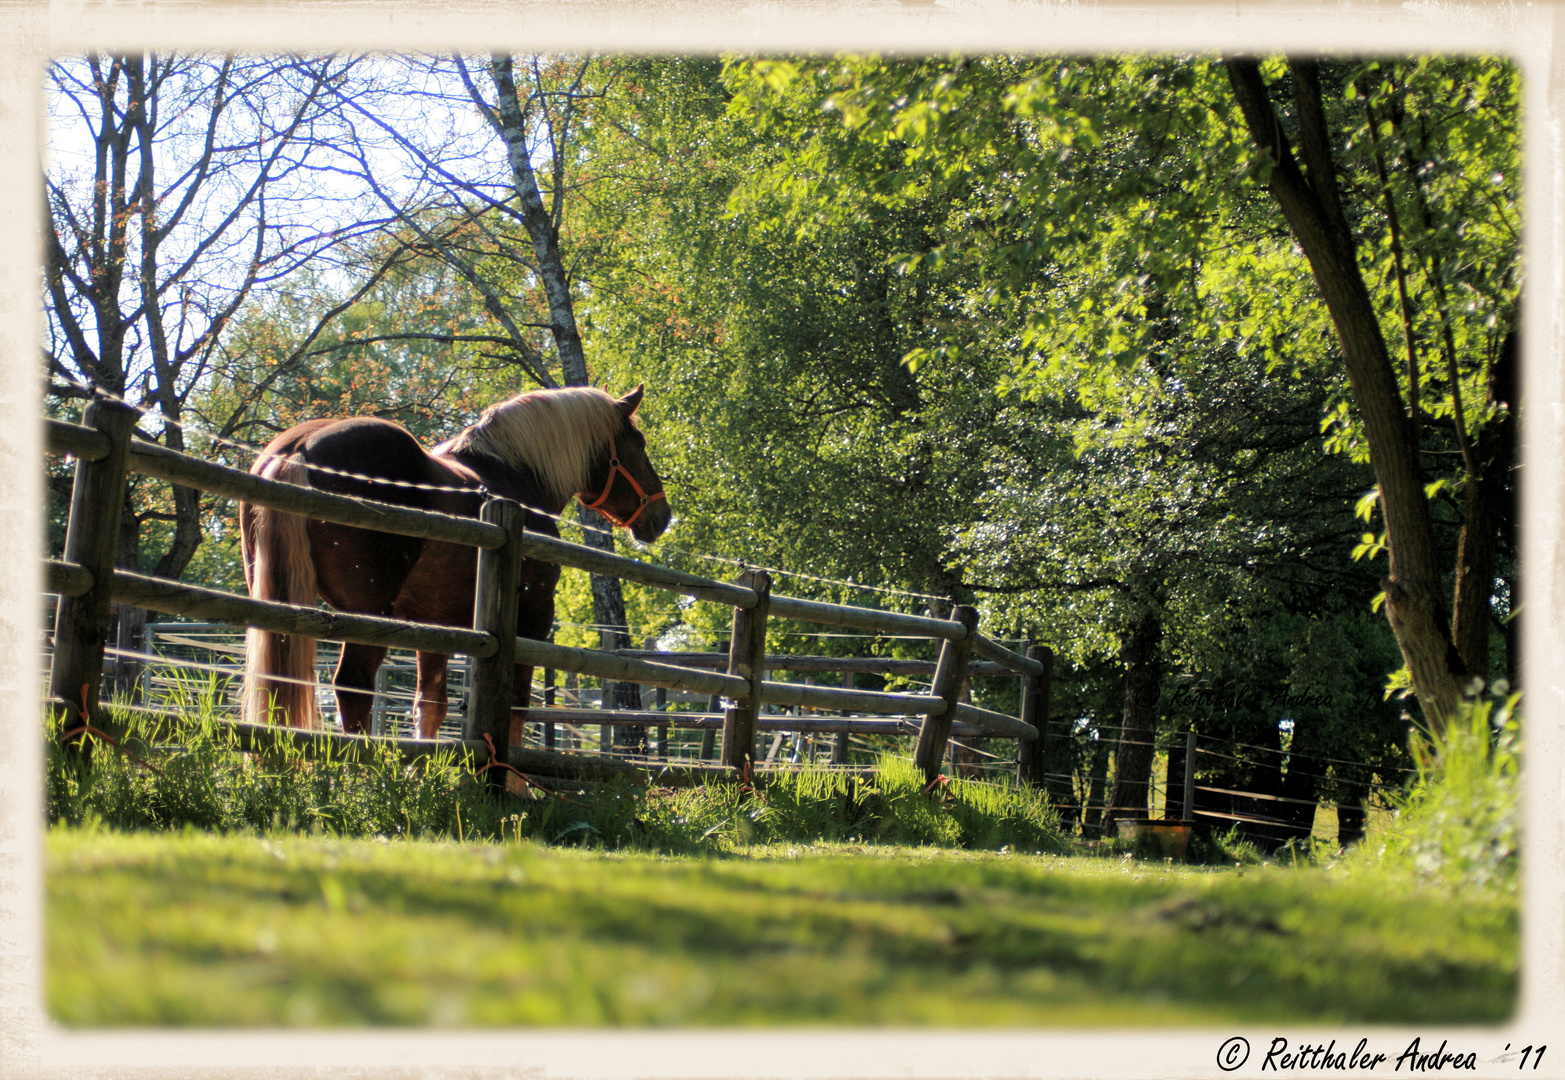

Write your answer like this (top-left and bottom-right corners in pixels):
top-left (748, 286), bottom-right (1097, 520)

top-left (913, 605), bottom-right (980, 784)
top-left (49, 392), bottom-right (138, 762)
top-left (464, 498), bottom-right (525, 790)
top-left (1181, 730), bottom-right (1198, 824)
top-left (720, 568), bottom-right (770, 771)
top-left (1015, 644), bottom-right (1053, 786)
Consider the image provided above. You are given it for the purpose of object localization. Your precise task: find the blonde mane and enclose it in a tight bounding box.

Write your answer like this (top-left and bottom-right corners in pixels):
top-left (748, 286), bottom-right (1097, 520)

top-left (439, 387), bottom-right (627, 503)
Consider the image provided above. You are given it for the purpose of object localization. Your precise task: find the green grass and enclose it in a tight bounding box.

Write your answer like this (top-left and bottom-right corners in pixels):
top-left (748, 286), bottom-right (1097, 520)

top-left (47, 691), bottom-right (1067, 855)
top-left (44, 690), bottom-right (1522, 1027)
top-left (47, 828), bottom-right (1516, 1027)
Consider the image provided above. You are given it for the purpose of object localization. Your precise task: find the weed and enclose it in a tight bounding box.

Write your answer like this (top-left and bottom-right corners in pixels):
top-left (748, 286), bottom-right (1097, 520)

top-left (1362, 691), bottom-right (1521, 893)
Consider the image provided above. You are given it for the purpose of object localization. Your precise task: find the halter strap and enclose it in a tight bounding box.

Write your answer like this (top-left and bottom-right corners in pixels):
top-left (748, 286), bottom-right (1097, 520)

top-left (583, 456), bottom-right (666, 528)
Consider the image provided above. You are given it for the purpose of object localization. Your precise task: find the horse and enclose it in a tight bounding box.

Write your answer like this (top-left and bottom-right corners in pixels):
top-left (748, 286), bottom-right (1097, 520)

top-left (238, 384), bottom-right (671, 744)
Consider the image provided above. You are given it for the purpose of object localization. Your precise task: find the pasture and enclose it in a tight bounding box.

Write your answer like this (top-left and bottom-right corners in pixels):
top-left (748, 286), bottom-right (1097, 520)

top-left (47, 829), bottom-right (1516, 1027)
top-left (43, 703), bottom-right (1519, 1028)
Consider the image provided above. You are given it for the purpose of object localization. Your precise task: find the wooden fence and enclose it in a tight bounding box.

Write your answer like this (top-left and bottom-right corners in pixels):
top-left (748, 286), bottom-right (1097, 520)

top-left (44, 390), bottom-right (1052, 790)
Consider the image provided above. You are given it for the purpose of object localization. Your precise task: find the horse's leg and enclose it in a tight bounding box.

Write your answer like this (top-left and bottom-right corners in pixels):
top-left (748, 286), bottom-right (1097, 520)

top-left (495, 662), bottom-right (536, 796)
top-left (334, 643), bottom-right (388, 736)
top-left (414, 651), bottom-right (450, 739)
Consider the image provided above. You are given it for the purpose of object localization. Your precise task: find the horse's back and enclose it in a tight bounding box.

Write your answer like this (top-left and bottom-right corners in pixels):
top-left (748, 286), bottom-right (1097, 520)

top-left (261, 416), bottom-right (480, 513)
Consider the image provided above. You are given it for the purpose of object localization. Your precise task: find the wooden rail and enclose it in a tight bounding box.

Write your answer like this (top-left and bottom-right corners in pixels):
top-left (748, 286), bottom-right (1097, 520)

top-left (766, 594), bottom-right (966, 641)
top-left (953, 702), bottom-right (1039, 741)
top-left (511, 635), bottom-right (751, 700)
top-left (612, 650), bottom-right (1019, 678)
top-left (969, 635), bottom-right (1045, 677)
top-left (51, 561), bottom-right (497, 656)
top-left (522, 708), bottom-right (991, 738)
top-left (508, 529), bottom-right (758, 608)
top-left (45, 393), bottom-right (1051, 786)
top-left (54, 417), bottom-right (1007, 651)
top-left (49, 417), bottom-right (1026, 660)
top-left (758, 679), bottom-right (947, 718)
top-left (45, 559), bottom-right (92, 598)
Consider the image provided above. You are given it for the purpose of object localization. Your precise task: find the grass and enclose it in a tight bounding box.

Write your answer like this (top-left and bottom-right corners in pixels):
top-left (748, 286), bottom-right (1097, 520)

top-left (47, 828), bottom-right (1516, 1027)
top-left (47, 688), bottom-right (1067, 855)
top-left (42, 688), bottom-right (1523, 1027)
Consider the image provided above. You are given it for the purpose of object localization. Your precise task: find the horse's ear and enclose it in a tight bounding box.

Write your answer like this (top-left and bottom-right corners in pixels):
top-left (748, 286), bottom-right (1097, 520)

top-left (617, 383), bottom-right (645, 418)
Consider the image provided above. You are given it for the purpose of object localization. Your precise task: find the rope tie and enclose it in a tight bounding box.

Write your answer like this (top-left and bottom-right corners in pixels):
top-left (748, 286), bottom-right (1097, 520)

top-left (60, 684), bottom-right (163, 774)
top-left (450, 732), bottom-right (533, 795)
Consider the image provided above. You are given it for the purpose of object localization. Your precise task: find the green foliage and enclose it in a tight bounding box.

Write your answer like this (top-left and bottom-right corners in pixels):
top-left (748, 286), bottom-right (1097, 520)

top-left (51, 52), bottom-right (1518, 849)
top-left (1368, 691), bottom-right (1521, 893)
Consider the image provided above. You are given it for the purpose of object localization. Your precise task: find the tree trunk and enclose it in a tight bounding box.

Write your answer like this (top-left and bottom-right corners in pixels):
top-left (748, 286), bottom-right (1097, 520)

top-left (489, 54), bottom-right (639, 726)
top-left (584, 504), bottom-right (647, 752)
top-left (1082, 733), bottom-right (1111, 840)
top-left (1451, 327), bottom-right (1518, 687)
top-left (1226, 58), bottom-right (1465, 729)
top-left (1103, 610), bottom-right (1162, 836)
top-left (488, 55), bottom-right (589, 386)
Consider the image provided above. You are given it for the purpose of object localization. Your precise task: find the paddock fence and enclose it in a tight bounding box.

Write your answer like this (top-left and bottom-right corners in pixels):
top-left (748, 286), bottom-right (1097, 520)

top-left (1031, 718), bottom-right (1412, 851)
top-left (44, 391), bottom-right (1051, 791)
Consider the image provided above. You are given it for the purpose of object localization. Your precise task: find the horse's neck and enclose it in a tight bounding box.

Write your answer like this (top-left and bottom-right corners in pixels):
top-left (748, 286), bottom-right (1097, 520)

top-left (438, 445), bottom-right (570, 520)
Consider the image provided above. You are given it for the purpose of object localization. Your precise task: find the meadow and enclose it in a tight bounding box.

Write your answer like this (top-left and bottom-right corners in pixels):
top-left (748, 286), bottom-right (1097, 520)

top-left (48, 829), bottom-right (1514, 1027)
top-left (43, 696), bottom-right (1520, 1027)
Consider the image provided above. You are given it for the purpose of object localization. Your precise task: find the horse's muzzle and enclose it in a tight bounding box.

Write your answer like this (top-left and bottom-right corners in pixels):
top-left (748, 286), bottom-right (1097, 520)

top-left (630, 497), bottom-right (673, 544)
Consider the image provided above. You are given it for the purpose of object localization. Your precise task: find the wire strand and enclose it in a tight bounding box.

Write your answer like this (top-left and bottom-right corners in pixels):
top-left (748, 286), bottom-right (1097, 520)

top-left (50, 379), bottom-right (960, 607)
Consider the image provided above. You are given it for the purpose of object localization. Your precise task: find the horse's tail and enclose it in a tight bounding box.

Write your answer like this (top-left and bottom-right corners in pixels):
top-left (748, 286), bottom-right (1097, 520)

top-left (240, 454), bottom-right (319, 730)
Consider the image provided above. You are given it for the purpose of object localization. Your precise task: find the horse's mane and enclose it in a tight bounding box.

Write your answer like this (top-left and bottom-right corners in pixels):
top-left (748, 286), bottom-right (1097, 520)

top-left (437, 387), bottom-right (628, 504)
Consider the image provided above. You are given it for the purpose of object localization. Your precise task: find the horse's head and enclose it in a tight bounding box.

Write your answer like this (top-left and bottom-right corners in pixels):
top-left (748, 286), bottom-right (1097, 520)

top-left (581, 384), bottom-right (672, 544)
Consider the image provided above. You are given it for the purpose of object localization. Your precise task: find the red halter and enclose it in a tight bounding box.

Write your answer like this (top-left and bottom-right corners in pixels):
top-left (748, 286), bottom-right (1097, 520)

top-left (583, 456), bottom-right (666, 528)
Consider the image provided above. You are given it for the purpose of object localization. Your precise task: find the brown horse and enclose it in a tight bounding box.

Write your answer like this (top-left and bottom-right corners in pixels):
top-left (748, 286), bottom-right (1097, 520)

top-left (238, 384), bottom-right (671, 741)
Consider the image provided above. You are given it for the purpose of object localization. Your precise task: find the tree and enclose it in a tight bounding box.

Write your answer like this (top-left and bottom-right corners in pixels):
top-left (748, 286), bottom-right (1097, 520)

top-left (721, 53), bottom-right (1518, 741)
top-left (1225, 57), bottom-right (1518, 730)
top-left (44, 53), bottom-right (387, 683)
top-left (317, 54), bottom-right (660, 741)
top-left (570, 53), bottom-right (1512, 825)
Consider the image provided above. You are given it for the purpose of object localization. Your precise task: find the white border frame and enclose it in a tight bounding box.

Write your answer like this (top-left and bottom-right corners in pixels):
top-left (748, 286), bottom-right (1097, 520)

top-left (2, 3), bottom-right (1559, 1077)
